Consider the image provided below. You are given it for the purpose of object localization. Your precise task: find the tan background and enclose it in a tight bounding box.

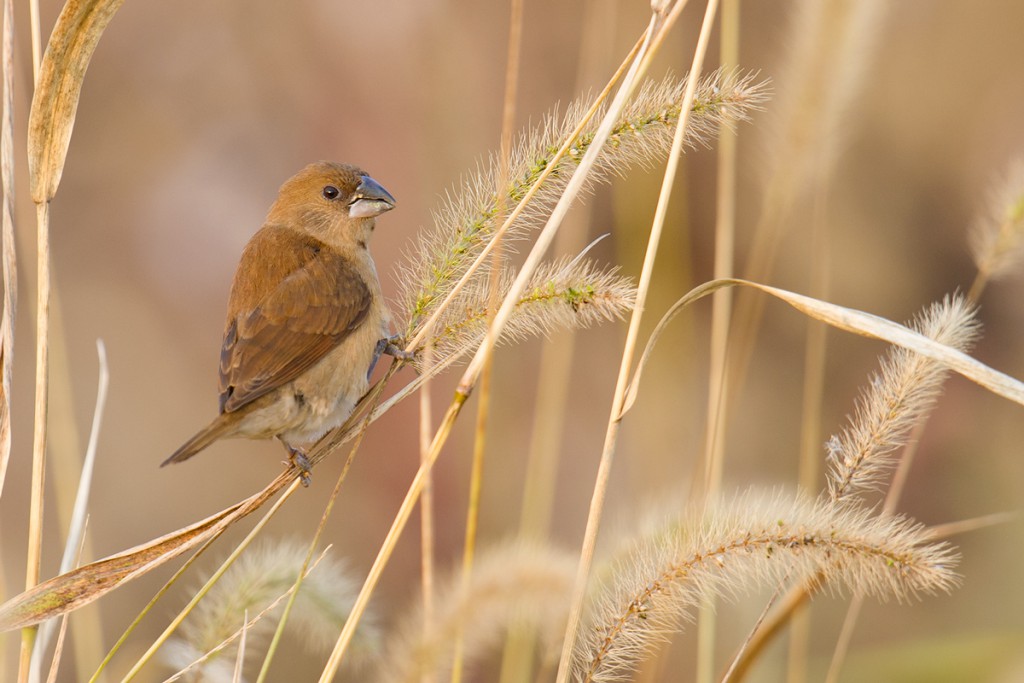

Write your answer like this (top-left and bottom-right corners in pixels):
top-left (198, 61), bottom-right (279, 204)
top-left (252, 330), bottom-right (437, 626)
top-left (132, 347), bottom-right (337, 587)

top-left (2, 1), bottom-right (1023, 680)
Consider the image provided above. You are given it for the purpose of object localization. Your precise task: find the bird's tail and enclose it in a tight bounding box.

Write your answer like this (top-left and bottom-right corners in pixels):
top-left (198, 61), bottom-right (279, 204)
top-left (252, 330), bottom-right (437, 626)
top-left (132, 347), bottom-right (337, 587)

top-left (161, 412), bottom-right (241, 467)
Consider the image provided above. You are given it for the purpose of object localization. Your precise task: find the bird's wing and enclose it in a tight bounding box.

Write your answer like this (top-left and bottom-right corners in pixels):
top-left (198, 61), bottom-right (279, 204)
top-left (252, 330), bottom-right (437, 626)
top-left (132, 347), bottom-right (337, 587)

top-left (218, 226), bottom-right (371, 413)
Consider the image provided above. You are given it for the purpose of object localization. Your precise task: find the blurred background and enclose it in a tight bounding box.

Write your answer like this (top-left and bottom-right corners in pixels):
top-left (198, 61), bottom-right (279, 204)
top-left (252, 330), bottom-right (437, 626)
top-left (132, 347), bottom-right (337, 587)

top-left (1, 1), bottom-right (1023, 681)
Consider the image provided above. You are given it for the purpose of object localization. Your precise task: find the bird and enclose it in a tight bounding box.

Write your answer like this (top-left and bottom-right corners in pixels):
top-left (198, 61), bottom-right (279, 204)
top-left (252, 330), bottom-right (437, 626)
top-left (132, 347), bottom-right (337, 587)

top-left (162, 161), bottom-right (401, 484)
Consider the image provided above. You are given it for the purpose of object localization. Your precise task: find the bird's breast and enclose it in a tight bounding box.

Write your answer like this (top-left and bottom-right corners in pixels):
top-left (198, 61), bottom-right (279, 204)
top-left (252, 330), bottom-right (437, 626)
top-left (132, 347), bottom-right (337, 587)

top-left (276, 297), bottom-right (388, 443)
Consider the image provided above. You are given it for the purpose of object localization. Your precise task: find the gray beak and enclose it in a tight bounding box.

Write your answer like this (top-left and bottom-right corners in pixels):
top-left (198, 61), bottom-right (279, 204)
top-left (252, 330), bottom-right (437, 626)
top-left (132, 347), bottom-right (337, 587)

top-left (349, 175), bottom-right (396, 219)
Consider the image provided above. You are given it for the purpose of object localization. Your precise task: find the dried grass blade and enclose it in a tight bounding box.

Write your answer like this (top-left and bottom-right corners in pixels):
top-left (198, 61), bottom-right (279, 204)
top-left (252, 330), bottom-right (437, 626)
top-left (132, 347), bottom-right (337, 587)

top-left (0, 0), bottom-right (16, 498)
top-left (752, 283), bottom-right (1024, 406)
top-left (0, 473), bottom-right (292, 631)
top-left (28, 0), bottom-right (126, 202)
top-left (627, 279), bottom-right (1024, 415)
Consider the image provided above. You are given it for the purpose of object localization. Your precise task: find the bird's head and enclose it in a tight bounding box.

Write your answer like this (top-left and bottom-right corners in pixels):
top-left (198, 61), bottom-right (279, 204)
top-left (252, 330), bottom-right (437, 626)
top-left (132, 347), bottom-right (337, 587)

top-left (267, 161), bottom-right (396, 245)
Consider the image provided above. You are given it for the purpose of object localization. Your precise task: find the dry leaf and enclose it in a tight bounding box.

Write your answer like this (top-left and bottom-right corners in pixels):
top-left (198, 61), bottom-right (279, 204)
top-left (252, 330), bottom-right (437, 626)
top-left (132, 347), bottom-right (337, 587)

top-left (0, 473), bottom-right (290, 631)
top-left (625, 279), bottom-right (1024, 414)
top-left (28, 0), bottom-right (127, 203)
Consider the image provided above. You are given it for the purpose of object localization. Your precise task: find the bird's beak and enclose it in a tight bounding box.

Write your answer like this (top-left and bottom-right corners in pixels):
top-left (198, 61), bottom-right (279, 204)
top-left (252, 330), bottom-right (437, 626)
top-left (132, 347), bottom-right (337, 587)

top-left (349, 175), bottom-right (396, 219)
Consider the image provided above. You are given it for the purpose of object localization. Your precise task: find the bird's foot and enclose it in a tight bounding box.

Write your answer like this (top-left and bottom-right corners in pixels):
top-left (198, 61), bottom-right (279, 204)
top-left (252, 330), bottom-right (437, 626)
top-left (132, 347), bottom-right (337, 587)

top-left (284, 446), bottom-right (313, 487)
top-left (368, 335), bottom-right (416, 379)
top-left (381, 334), bottom-right (416, 362)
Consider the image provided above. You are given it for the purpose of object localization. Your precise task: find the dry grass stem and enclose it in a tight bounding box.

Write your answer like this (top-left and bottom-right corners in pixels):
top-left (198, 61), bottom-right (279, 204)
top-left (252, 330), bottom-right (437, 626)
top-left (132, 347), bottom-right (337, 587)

top-left (233, 612), bottom-right (248, 683)
top-left (418, 331), bottom-right (437, 664)
top-left (702, 3), bottom-right (742, 499)
top-left (42, 613), bottom-right (69, 683)
top-left (418, 350), bottom-right (437, 682)
top-left (576, 492), bottom-right (959, 683)
top-left (255, 390), bottom-right (390, 683)
top-left (788, 190), bottom-right (832, 683)
top-left (454, 353), bottom-right (492, 683)
top-left (556, 3), bottom-right (728, 678)
top-left (823, 593), bottom-right (863, 683)
top-left (320, 16), bottom-right (680, 675)
top-left (29, 340), bottom-right (108, 678)
top-left (697, 2), bottom-right (741, 679)
top-left (89, 532), bottom-right (227, 682)
top-left (28, 0), bottom-right (41, 78)
top-left (22, 200), bottom-right (50, 682)
top-left (926, 511), bottom-right (1019, 540)
top-left (0, 0), bottom-right (15, 499)
top-left (42, 514), bottom-right (88, 683)
top-left (121, 480), bottom-right (302, 681)
top-left (164, 543), bottom-right (373, 682)
top-left (453, 4), bottom-right (523, 675)
top-left (21, 4), bottom-right (127, 680)
top-left (721, 573), bottom-right (819, 682)
top-left (827, 296), bottom-right (979, 504)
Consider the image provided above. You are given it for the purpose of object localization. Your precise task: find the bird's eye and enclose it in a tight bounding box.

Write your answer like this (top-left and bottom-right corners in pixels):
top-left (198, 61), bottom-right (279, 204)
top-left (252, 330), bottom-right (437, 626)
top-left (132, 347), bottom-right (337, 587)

top-left (322, 185), bottom-right (340, 200)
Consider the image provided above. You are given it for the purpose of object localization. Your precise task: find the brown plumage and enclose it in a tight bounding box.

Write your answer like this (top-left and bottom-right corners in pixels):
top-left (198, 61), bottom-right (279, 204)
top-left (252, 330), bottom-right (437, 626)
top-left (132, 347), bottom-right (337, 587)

top-left (162, 161), bottom-right (396, 481)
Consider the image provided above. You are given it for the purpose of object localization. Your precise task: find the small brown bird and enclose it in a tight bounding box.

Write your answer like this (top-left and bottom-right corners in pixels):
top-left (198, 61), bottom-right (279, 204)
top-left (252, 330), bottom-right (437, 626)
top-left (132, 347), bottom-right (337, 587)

top-left (162, 161), bottom-right (399, 483)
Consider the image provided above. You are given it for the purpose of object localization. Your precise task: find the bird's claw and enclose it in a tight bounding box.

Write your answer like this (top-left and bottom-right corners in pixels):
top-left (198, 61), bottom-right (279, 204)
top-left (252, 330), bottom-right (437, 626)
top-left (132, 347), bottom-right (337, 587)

top-left (285, 446), bottom-right (312, 487)
top-left (368, 335), bottom-right (416, 379)
top-left (378, 334), bottom-right (415, 361)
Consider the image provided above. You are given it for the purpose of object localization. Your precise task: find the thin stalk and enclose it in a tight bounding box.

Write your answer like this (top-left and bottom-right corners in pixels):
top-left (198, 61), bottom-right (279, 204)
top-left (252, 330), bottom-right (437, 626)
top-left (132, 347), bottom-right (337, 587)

top-left (30, 340), bottom-right (109, 681)
top-left (88, 534), bottom-right (226, 682)
top-left (555, 2), bottom-right (716, 680)
top-left (724, 576), bottom-right (817, 682)
top-left (0, 0), bottom-right (16, 499)
top-left (121, 479), bottom-right (303, 682)
top-left (824, 597), bottom-right (862, 683)
top-left (320, 14), bottom-right (667, 678)
top-left (233, 612), bottom-right (248, 683)
top-left (696, 1), bottom-right (739, 680)
top-left (419, 349), bottom-right (436, 683)
top-left (721, 578), bottom-right (788, 683)
top-left (499, 5), bottom-right (615, 679)
top-left (702, 0), bottom-right (740, 502)
top-left (28, 0), bottom-right (40, 81)
top-left (254, 453), bottom-right (359, 683)
top-left (965, 270), bottom-right (988, 303)
top-left (450, 359), bottom-right (492, 683)
top-left (22, 5), bottom-right (49, 672)
top-left (926, 512), bottom-right (1018, 540)
top-left (43, 519), bottom-right (87, 683)
top-left (318, 396), bottom-right (467, 682)
top-left (23, 38), bottom-right (44, 683)
top-left (788, 160), bottom-right (832, 683)
top-left (21, 200), bottom-right (50, 683)
top-left (452, 3), bottom-right (522, 679)
top-left (256, 366), bottom-right (399, 683)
